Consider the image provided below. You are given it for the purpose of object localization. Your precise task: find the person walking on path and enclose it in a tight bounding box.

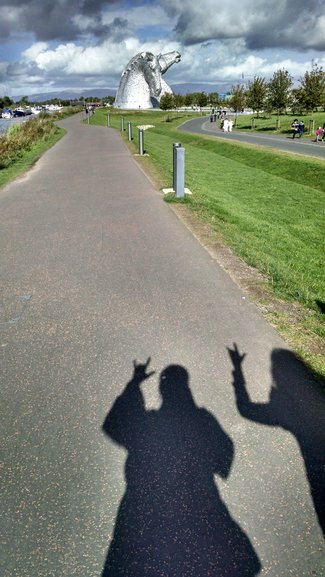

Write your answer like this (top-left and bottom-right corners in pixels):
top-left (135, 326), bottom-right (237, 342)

top-left (315, 126), bottom-right (324, 142)
top-left (291, 118), bottom-right (299, 138)
top-left (298, 120), bottom-right (305, 138)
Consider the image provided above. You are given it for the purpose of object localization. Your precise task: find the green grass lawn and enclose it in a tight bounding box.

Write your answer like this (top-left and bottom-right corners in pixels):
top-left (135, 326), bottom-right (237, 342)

top-left (90, 108), bottom-right (325, 380)
top-left (233, 111), bottom-right (325, 136)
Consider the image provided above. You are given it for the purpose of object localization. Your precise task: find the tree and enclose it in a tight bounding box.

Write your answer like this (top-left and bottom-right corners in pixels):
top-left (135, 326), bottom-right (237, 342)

top-left (159, 93), bottom-right (174, 110)
top-left (173, 93), bottom-right (185, 108)
top-left (230, 84), bottom-right (246, 112)
top-left (104, 96), bottom-right (115, 106)
top-left (245, 76), bottom-right (267, 116)
top-left (299, 62), bottom-right (325, 112)
top-left (184, 93), bottom-right (194, 107)
top-left (19, 95), bottom-right (29, 106)
top-left (208, 92), bottom-right (219, 108)
top-left (196, 92), bottom-right (208, 108)
top-left (0, 95), bottom-right (13, 109)
top-left (289, 88), bottom-right (307, 115)
top-left (267, 69), bottom-right (293, 115)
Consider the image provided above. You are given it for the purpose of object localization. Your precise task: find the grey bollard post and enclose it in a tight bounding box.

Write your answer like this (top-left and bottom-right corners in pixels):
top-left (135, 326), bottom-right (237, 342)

top-left (128, 122), bottom-right (132, 141)
top-left (175, 147), bottom-right (185, 198)
top-left (107, 114), bottom-right (110, 127)
top-left (139, 129), bottom-right (144, 155)
top-left (173, 142), bottom-right (181, 191)
top-left (121, 116), bottom-right (125, 131)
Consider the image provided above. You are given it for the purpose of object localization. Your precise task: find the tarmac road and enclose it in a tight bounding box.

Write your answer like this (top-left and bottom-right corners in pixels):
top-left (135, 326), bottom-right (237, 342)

top-left (1, 113), bottom-right (324, 577)
top-left (178, 115), bottom-right (325, 159)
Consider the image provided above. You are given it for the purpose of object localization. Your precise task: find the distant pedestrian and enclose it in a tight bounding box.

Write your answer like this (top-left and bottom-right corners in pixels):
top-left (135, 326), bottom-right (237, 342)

top-left (223, 118), bottom-right (230, 132)
top-left (298, 120), bottom-right (305, 138)
top-left (291, 119), bottom-right (299, 139)
top-left (315, 127), bottom-right (324, 142)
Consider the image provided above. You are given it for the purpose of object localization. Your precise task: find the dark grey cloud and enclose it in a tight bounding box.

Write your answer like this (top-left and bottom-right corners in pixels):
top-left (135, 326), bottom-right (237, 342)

top-left (0, 0), bottom-right (122, 42)
top-left (245, 0), bottom-right (325, 52)
top-left (169, 0), bottom-right (325, 52)
top-left (87, 16), bottom-right (130, 42)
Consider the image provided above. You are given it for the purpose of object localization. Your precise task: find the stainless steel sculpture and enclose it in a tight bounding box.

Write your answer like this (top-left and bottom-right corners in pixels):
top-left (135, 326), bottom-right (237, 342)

top-left (114, 50), bottom-right (181, 109)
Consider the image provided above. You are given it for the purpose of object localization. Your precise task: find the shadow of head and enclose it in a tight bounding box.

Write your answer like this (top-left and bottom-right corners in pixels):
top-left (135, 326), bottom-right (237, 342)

top-left (159, 364), bottom-right (192, 403)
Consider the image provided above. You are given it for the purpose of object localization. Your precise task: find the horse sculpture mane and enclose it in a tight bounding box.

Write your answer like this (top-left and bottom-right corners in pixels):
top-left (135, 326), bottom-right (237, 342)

top-left (114, 50), bottom-right (181, 109)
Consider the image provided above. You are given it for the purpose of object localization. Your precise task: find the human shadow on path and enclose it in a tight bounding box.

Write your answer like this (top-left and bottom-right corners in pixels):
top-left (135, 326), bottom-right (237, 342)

top-left (101, 359), bottom-right (261, 577)
top-left (228, 344), bottom-right (325, 535)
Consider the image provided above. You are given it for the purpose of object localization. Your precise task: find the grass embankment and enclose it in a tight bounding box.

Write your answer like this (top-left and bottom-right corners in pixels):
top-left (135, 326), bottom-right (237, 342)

top-left (0, 107), bottom-right (82, 189)
top-left (90, 108), bottom-right (325, 382)
top-left (233, 110), bottom-right (325, 136)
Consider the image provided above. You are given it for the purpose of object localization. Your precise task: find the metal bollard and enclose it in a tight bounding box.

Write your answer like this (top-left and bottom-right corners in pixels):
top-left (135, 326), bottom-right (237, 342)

top-left (173, 143), bottom-right (181, 191)
top-left (139, 129), bottom-right (144, 155)
top-left (107, 114), bottom-right (110, 127)
top-left (128, 122), bottom-right (132, 141)
top-left (175, 147), bottom-right (185, 198)
top-left (121, 117), bottom-right (125, 131)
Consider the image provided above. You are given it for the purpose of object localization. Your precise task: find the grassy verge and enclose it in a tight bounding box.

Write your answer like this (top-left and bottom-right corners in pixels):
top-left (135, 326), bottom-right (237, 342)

top-left (90, 108), bottom-right (325, 382)
top-left (232, 111), bottom-right (325, 137)
top-left (0, 125), bottom-right (65, 189)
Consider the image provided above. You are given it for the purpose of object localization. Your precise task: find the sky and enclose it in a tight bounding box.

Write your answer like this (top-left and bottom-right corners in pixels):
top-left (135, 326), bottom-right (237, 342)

top-left (0, 0), bottom-right (325, 98)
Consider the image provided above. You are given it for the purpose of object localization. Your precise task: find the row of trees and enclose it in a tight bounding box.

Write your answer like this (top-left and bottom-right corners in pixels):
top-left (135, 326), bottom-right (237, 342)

top-left (161, 63), bottom-right (325, 115)
top-left (160, 91), bottom-right (219, 110)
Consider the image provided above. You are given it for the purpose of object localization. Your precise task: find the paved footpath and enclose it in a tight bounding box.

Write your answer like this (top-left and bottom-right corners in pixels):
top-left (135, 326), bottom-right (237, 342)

top-left (1, 113), bottom-right (324, 577)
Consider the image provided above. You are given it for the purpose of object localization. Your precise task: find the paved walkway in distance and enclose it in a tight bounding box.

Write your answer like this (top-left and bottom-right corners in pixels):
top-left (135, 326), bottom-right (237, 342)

top-left (179, 116), bottom-right (325, 159)
top-left (1, 113), bottom-right (324, 577)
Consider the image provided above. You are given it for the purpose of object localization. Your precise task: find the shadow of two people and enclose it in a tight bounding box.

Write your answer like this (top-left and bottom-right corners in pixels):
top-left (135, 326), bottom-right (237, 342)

top-left (101, 348), bottom-right (324, 576)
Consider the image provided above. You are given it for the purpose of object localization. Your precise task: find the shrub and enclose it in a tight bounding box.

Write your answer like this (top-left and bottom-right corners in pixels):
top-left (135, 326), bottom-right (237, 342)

top-left (0, 117), bottom-right (57, 169)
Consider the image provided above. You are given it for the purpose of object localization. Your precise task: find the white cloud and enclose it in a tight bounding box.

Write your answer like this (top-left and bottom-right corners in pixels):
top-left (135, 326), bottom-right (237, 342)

top-left (23, 42), bottom-right (48, 60)
top-left (21, 37), bottom-right (182, 78)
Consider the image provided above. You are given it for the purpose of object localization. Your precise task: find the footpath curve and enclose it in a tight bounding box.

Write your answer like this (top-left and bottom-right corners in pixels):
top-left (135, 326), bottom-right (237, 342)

top-left (178, 115), bottom-right (325, 159)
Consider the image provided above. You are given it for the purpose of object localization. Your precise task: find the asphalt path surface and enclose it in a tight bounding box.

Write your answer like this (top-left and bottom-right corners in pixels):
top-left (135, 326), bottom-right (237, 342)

top-left (1, 113), bottom-right (324, 577)
top-left (178, 116), bottom-right (325, 159)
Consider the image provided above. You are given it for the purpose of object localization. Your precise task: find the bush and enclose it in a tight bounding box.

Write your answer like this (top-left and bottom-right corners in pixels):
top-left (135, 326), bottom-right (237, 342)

top-left (0, 117), bottom-right (57, 168)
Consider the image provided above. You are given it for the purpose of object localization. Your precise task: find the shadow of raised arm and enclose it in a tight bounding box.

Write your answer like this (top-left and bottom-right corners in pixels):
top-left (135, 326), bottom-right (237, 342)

top-left (103, 358), bottom-right (155, 448)
top-left (228, 343), bottom-right (325, 535)
top-left (227, 343), bottom-right (277, 425)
